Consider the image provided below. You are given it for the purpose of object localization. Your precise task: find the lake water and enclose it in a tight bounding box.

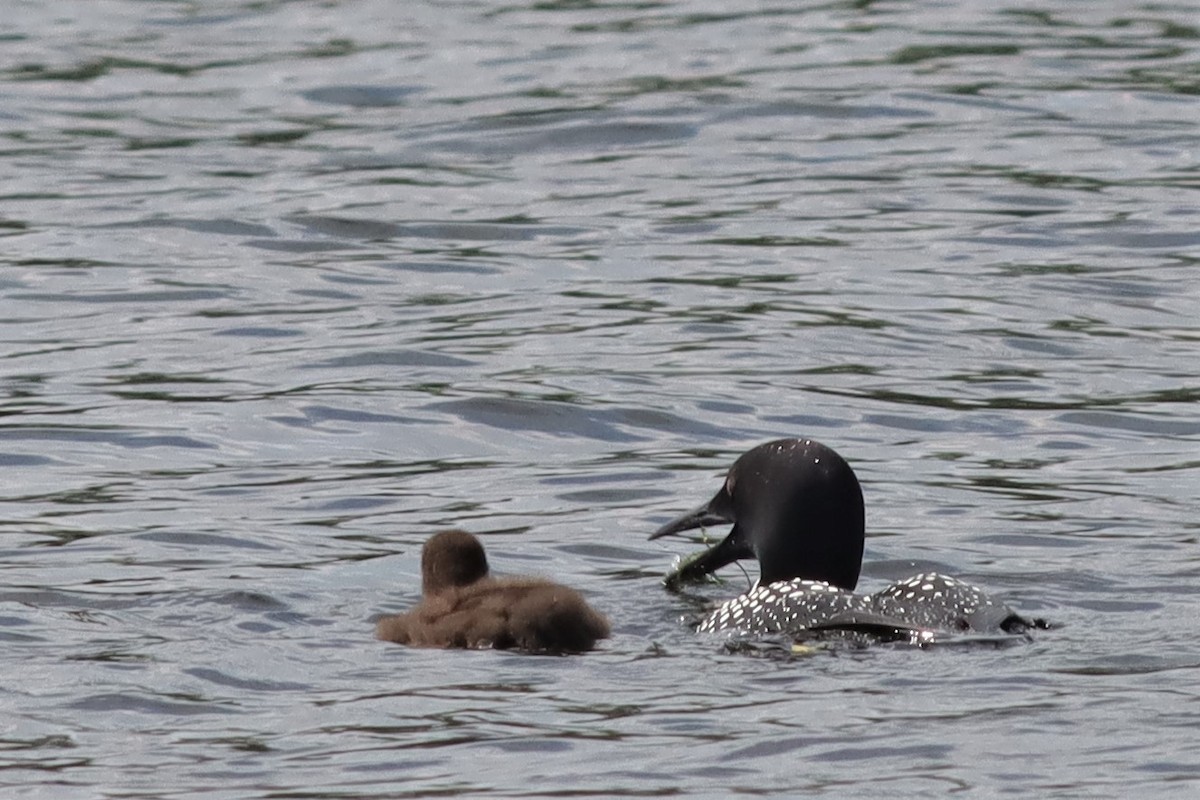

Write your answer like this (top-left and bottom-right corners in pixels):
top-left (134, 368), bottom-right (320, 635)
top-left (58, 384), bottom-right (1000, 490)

top-left (2, 1), bottom-right (1198, 797)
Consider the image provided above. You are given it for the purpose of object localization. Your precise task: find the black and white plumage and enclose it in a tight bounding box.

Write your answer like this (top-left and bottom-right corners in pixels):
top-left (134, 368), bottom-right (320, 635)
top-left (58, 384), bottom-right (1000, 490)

top-left (652, 439), bottom-right (1041, 641)
top-left (696, 579), bottom-right (863, 634)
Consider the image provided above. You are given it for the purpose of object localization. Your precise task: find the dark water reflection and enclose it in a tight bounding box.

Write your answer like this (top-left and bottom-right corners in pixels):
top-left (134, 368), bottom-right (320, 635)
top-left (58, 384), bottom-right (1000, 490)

top-left (2, 0), bottom-right (1199, 797)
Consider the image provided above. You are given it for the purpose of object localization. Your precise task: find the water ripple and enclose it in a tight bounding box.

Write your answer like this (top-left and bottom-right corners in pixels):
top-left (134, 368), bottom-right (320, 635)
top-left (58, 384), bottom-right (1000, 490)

top-left (1, 0), bottom-right (1198, 797)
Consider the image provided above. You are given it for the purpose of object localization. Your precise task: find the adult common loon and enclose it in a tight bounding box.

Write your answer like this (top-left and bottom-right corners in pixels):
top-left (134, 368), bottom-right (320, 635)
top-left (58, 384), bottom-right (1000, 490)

top-left (376, 529), bottom-right (610, 654)
top-left (650, 438), bottom-right (1042, 642)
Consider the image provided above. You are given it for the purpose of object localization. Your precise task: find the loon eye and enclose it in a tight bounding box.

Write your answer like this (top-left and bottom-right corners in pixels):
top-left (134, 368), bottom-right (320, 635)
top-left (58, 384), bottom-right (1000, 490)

top-left (725, 473), bottom-right (736, 495)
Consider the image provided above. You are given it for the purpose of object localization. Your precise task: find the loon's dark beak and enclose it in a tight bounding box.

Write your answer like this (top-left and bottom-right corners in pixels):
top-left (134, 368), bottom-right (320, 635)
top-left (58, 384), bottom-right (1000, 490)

top-left (650, 498), bottom-right (751, 586)
top-left (649, 501), bottom-right (730, 539)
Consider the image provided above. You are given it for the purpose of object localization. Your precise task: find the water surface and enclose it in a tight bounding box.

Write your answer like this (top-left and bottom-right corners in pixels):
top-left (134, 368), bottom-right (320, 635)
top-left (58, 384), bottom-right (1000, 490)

top-left (2, 1), bottom-right (1198, 797)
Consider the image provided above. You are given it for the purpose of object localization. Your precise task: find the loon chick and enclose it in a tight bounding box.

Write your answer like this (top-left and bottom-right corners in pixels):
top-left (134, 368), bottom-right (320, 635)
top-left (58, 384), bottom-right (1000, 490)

top-left (376, 529), bottom-right (610, 654)
top-left (650, 439), bottom-right (1039, 640)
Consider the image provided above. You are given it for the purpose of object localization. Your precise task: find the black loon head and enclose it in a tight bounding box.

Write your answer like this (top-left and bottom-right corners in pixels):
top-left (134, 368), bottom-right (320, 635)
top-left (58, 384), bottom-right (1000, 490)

top-left (650, 438), bottom-right (865, 590)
